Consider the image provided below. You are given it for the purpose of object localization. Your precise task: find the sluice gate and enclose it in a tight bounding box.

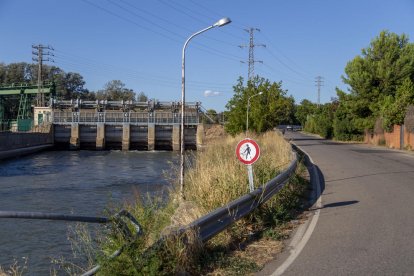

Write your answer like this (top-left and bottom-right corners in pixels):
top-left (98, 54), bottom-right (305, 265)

top-left (51, 100), bottom-right (204, 151)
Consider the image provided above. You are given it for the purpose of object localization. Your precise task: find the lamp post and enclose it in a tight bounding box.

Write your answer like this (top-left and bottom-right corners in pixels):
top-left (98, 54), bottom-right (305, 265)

top-left (180, 17), bottom-right (231, 199)
top-left (246, 92), bottom-right (263, 136)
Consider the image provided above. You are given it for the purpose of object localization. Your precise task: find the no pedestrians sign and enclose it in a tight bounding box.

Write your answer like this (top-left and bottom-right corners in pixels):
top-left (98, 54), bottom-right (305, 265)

top-left (236, 138), bottom-right (260, 165)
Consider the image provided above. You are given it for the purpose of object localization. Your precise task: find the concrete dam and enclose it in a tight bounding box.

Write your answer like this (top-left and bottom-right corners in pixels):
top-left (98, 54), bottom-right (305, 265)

top-left (50, 100), bottom-right (205, 151)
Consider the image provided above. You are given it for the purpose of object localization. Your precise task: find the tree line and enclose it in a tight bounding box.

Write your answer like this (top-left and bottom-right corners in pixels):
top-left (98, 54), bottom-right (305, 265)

top-left (3, 30), bottom-right (412, 136)
top-left (297, 31), bottom-right (414, 140)
top-left (223, 31), bottom-right (414, 140)
top-left (0, 62), bottom-right (147, 102)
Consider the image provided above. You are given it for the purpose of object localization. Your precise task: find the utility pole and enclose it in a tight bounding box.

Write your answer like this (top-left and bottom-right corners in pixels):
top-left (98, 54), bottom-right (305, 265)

top-left (32, 44), bottom-right (54, 106)
top-left (315, 76), bottom-right (324, 107)
top-left (239, 28), bottom-right (265, 82)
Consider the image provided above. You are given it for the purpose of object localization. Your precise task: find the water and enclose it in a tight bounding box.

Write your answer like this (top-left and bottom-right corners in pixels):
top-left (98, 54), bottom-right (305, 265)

top-left (0, 150), bottom-right (178, 274)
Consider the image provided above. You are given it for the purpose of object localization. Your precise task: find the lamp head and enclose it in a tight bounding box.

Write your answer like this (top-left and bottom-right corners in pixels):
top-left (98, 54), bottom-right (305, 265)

top-left (213, 17), bottom-right (232, 27)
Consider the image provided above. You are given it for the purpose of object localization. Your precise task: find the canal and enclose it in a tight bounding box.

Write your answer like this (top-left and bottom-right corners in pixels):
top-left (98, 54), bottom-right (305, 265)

top-left (0, 150), bottom-right (178, 274)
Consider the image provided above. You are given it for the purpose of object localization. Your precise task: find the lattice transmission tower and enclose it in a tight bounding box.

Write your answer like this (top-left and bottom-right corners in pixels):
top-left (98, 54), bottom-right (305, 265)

top-left (315, 76), bottom-right (324, 107)
top-left (239, 28), bottom-right (266, 82)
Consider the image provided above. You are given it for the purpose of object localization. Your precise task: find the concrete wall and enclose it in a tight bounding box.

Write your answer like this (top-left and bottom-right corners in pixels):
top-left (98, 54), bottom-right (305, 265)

top-left (0, 131), bottom-right (54, 160)
top-left (0, 132), bottom-right (53, 151)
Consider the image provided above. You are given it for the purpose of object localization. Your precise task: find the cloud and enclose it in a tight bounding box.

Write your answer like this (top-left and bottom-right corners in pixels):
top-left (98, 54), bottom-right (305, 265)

top-left (204, 90), bottom-right (221, 97)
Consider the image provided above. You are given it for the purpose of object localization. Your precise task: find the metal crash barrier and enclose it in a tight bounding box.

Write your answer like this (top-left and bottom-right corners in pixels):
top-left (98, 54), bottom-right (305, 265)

top-left (1, 149), bottom-right (299, 274)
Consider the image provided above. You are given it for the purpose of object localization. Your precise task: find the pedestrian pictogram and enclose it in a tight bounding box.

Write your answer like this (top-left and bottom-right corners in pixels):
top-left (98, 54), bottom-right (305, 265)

top-left (236, 138), bottom-right (260, 165)
top-left (236, 138), bottom-right (261, 192)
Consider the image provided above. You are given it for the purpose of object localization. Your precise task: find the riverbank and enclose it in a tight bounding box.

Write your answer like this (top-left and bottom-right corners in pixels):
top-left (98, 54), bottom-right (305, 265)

top-left (0, 150), bottom-right (178, 275)
top-left (84, 127), bottom-right (311, 275)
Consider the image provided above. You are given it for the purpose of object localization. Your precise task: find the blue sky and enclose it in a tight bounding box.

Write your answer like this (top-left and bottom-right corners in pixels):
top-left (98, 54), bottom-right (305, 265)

top-left (1, 0), bottom-right (413, 111)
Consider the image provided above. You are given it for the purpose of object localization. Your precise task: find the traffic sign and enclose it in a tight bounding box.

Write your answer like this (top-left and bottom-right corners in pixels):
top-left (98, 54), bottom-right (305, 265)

top-left (236, 138), bottom-right (260, 165)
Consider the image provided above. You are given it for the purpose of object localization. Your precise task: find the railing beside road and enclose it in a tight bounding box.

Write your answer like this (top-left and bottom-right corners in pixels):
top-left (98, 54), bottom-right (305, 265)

top-left (182, 151), bottom-right (298, 242)
top-left (0, 146), bottom-right (301, 274)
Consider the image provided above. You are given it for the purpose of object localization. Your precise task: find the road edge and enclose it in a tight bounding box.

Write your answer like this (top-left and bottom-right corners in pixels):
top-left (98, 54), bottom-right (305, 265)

top-left (270, 144), bottom-right (323, 275)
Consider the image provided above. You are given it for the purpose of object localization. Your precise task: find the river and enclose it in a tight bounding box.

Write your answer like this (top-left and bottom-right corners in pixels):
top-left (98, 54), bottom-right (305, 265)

top-left (0, 150), bottom-right (178, 275)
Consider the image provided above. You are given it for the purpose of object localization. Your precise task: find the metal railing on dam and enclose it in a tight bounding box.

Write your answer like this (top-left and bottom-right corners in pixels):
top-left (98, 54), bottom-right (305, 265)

top-left (52, 111), bottom-right (199, 125)
top-left (50, 101), bottom-right (205, 151)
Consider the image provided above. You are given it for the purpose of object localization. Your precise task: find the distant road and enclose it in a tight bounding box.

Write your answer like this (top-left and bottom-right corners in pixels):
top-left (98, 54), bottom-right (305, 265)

top-left (281, 132), bottom-right (414, 275)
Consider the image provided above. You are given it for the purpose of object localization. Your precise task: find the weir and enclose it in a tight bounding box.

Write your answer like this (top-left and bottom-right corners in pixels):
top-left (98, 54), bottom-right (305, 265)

top-left (51, 100), bottom-right (204, 151)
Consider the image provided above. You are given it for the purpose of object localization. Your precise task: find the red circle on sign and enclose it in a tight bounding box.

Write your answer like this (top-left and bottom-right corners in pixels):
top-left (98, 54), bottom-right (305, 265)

top-left (236, 138), bottom-right (260, 165)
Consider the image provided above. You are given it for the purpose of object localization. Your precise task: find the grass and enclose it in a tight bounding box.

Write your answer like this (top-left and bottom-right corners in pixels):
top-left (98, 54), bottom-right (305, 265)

top-left (184, 131), bottom-right (292, 213)
top-left (62, 129), bottom-right (310, 275)
top-left (195, 167), bottom-right (310, 275)
top-left (0, 258), bottom-right (27, 276)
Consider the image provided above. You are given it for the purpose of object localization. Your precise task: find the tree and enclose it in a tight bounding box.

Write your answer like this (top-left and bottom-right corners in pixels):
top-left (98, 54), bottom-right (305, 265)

top-left (0, 62), bottom-right (91, 100)
top-left (295, 99), bottom-right (317, 127)
top-left (225, 76), bottom-right (295, 135)
top-left (202, 109), bottom-right (219, 124)
top-left (379, 78), bottom-right (414, 131)
top-left (96, 80), bottom-right (136, 101)
top-left (335, 31), bottom-right (414, 138)
top-left (136, 91), bottom-right (148, 102)
top-left (2, 62), bottom-right (31, 84)
top-left (305, 103), bottom-right (336, 139)
top-left (51, 71), bottom-right (89, 100)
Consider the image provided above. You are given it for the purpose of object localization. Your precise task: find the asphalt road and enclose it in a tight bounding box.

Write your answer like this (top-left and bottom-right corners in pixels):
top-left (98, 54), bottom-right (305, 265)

top-left (277, 132), bottom-right (414, 275)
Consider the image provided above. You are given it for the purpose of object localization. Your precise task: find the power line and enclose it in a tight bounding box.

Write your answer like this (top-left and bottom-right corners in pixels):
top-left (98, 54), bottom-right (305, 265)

top-left (81, 0), bottom-right (243, 63)
top-left (187, 0), bottom-right (250, 30)
top-left (53, 53), bottom-right (234, 93)
top-left (157, 0), bottom-right (246, 42)
top-left (54, 50), bottom-right (234, 88)
top-left (315, 76), bottom-right (324, 107)
top-left (260, 64), bottom-right (312, 85)
top-left (260, 32), bottom-right (314, 80)
top-left (239, 28), bottom-right (266, 81)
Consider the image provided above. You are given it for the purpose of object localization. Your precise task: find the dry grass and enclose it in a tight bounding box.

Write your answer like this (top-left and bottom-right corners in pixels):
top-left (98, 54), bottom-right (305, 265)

top-left (184, 131), bottom-right (292, 214)
top-left (0, 259), bottom-right (27, 276)
top-left (78, 130), bottom-right (299, 275)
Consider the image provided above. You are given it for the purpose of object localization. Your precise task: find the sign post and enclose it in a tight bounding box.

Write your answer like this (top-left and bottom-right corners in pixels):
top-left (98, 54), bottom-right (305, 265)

top-left (236, 138), bottom-right (261, 192)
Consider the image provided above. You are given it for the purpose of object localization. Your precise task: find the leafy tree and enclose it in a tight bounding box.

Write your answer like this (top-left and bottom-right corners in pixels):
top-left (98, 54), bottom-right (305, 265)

top-left (96, 80), bottom-right (136, 101)
top-left (295, 99), bottom-right (317, 127)
top-left (136, 91), bottom-right (148, 102)
top-left (1, 62), bottom-right (31, 84)
top-left (202, 109), bottom-right (219, 124)
top-left (335, 31), bottom-right (414, 138)
top-left (0, 62), bottom-right (90, 100)
top-left (225, 77), bottom-right (295, 135)
top-left (379, 78), bottom-right (414, 131)
top-left (304, 103), bottom-right (336, 139)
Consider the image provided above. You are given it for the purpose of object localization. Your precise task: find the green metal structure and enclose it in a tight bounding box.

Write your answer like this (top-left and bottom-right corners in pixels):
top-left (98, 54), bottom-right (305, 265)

top-left (0, 83), bottom-right (55, 131)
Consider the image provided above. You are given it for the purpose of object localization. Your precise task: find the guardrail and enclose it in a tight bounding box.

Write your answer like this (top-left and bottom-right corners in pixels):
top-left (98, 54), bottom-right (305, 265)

top-left (182, 151), bottom-right (297, 242)
top-left (1, 149), bottom-right (299, 275)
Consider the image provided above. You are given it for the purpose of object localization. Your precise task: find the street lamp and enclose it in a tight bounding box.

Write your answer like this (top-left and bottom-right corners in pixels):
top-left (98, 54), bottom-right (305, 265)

top-left (246, 92), bottom-right (263, 136)
top-left (180, 17), bottom-right (232, 199)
